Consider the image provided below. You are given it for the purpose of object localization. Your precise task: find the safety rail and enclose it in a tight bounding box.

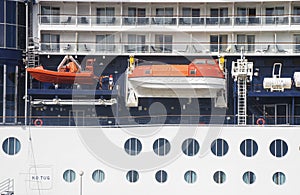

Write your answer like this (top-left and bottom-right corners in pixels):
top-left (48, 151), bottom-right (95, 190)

top-left (0, 179), bottom-right (14, 195)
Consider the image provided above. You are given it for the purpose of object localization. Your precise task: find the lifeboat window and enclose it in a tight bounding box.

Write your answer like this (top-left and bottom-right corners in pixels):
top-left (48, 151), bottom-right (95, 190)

top-left (243, 171), bottom-right (256, 184)
top-left (155, 170), bottom-right (168, 183)
top-left (2, 137), bottom-right (21, 155)
top-left (184, 170), bottom-right (197, 184)
top-left (63, 169), bottom-right (76, 183)
top-left (153, 138), bottom-right (171, 156)
top-left (269, 139), bottom-right (288, 157)
top-left (207, 59), bottom-right (217, 65)
top-left (213, 171), bottom-right (226, 184)
top-left (145, 69), bottom-right (151, 74)
top-left (126, 170), bottom-right (139, 183)
top-left (240, 139), bottom-right (258, 157)
top-left (190, 69), bottom-right (196, 75)
top-left (211, 139), bottom-right (229, 157)
top-left (124, 138), bottom-right (142, 156)
top-left (182, 138), bottom-right (200, 156)
top-left (272, 172), bottom-right (286, 185)
top-left (192, 59), bottom-right (206, 65)
top-left (92, 170), bottom-right (105, 183)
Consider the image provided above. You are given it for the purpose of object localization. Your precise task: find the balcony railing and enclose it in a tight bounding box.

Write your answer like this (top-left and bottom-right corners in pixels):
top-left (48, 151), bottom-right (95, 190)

top-left (38, 14), bottom-right (300, 26)
top-left (38, 42), bottom-right (300, 55)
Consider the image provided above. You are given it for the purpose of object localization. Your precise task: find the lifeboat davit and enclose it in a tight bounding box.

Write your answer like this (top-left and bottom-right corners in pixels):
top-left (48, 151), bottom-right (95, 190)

top-left (27, 55), bottom-right (98, 85)
top-left (127, 59), bottom-right (226, 99)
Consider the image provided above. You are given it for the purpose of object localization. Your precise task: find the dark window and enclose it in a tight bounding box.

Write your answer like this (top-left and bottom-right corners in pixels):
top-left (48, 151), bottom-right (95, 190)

top-left (184, 170), bottom-right (197, 184)
top-left (190, 69), bottom-right (196, 75)
top-left (213, 171), bottom-right (226, 184)
top-left (124, 138), bottom-right (142, 156)
top-left (6, 1), bottom-right (16, 24)
top-left (155, 170), bottom-right (167, 183)
top-left (18, 3), bottom-right (26, 26)
top-left (211, 138), bottom-right (229, 157)
top-left (243, 171), bottom-right (256, 184)
top-left (6, 25), bottom-right (16, 48)
top-left (182, 138), bottom-right (200, 156)
top-left (240, 139), bottom-right (258, 157)
top-left (2, 137), bottom-right (21, 155)
top-left (272, 172), bottom-right (286, 185)
top-left (63, 169), bottom-right (76, 183)
top-left (270, 139), bottom-right (288, 157)
top-left (126, 170), bottom-right (139, 183)
top-left (18, 26), bottom-right (26, 50)
top-left (153, 138), bottom-right (171, 156)
top-left (0, 24), bottom-right (4, 47)
top-left (0, 0), bottom-right (4, 23)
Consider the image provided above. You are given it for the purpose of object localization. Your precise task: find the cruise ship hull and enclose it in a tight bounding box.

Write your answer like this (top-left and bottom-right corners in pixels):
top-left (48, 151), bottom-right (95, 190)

top-left (0, 125), bottom-right (297, 195)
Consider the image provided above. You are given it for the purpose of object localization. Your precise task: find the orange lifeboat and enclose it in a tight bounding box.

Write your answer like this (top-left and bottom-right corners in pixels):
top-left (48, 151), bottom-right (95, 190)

top-left (27, 56), bottom-right (98, 85)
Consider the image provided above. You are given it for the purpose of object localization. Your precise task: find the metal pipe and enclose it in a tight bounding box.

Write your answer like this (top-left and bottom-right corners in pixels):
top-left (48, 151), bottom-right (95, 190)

top-left (14, 66), bottom-right (18, 124)
top-left (3, 64), bottom-right (6, 124)
top-left (24, 1), bottom-right (29, 126)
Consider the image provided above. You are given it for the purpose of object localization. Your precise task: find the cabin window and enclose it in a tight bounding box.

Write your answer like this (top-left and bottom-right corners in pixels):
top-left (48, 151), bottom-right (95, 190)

top-left (126, 170), bottom-right (139, 183)
top-left (265, 7), bottom-right (285, 24)
top-left (236, 34), bottom-right (255, 52)
top-left (243, 171), bottom-right (256, 184)
top-left (41, 6), bottom-right (60, 24)
top-left (124, 138), bottom-right (142, 156)
top-left (294, 34), bottom-right (300, 52)
top-left (180, 8), bottom-right (201, 25)
top-left (184, 170), bottom-right (197, 184)
top-left (41, 33), bottom-right (60, 51)
top-left (155, 170), bottom-right (168, 183)
top-left (126, 7), bottom-right (147, 25)
top-left (154, 34), bottom-right (173, 53)
top-left (92, 170), bottom-right (105, 183)
top-left (190, 69), bottom-right (196, 75)
top-left (236, 7), bottom-right (258, 25)
top-left (272, 172), bottom-right (286, 185)
top-left (210, 34), bottom-right (228, 52)
top-left (208, 7), bottom-right (228, 25)
top-left (127, 34), bottom-right (146, 52)
top-left (153, 138), bottom-right (171, 156)
top-left (182, 138), bottom-right (200, 156)
top-left (213, 171), bottom-right (226, 184)
top-left (2, 137), bottom-right (21, 155)
top-left (269, 139), bottom-right (288, 157)
top-left (96, 34), bottom-right (115, 52)
top-left (211, 139), bottom-right (229, 157)
top-left (63, 169), bottom-right (76, 183)
top-left (96, 7), bottom-right (115, 24)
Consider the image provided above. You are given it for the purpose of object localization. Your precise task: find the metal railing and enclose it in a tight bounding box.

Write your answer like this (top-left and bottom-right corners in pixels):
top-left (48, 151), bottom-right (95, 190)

top-left (38, 14), bottom-right (300, 26)
top-left (0, 179), bottom-right (14, 195)
top-left (37, 42), bottom-right (299, 55)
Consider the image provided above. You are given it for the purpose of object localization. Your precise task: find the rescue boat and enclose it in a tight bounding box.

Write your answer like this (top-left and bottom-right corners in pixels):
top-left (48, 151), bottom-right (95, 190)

top-left (27, 55), bottom-right (98, 85)
top-left (127, 58), bottom-right (227, 107)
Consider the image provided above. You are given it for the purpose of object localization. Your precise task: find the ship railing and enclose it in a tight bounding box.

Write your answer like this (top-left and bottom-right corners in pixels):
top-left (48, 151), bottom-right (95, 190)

top-left (39, 42), bottom-right (297, 55)
top-left (0, 179), bottom-right (14, 195)
top-left (39, 14), bottom-right (300, 27)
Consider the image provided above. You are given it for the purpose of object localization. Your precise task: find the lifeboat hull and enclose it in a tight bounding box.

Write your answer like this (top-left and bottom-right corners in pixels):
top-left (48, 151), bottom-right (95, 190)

top-left (27, 66), bottom-right (98, 85)
top-left (128, 76), bottom-right (226, 98)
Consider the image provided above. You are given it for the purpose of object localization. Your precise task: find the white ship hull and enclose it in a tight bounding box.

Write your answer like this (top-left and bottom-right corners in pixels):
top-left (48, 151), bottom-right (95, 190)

top-left (0, 125), bottom-right (298, 195)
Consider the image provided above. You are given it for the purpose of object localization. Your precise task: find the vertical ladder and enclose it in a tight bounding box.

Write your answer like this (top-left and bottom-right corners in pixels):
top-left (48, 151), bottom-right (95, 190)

top-left (237, 78), bottom-right (247, 125)
top-left (27, 37), bottom-right (39, 67)
top-left (231, 57), bottom-right (253, 125)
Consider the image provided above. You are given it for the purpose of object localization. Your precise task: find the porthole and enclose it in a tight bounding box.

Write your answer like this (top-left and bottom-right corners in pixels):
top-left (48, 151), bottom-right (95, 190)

top-left (124, 138), bottom-right (142, 156)
top-left (92, 170), bottom-right (105, 183)
top-left (240, 139), bottom-right (258, 157)
top-left (243, 171), bottom-right (256, 184)
top-left (126, 170), bottom-right (139, 183)
top-left (211, 139), bottom-right (229, 157)
top-left (272, 172), bottom-right (286, 185)
top-left (270, 139), bottom-right (288, 157)
top-left (182, 138), bottom-right (199, 156)
top-left (153, 138), bottom-right (171, 156)
top-left (213, 171), bottom-right (226, 184)
top-left (155, 170), bottom-right (167, 183)
top-left (184, 170), bottom-right (197, 184)
top-left (2, 137), bottom-right (21, 155)
top-left (63, 169), bottom-right (76, 183)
